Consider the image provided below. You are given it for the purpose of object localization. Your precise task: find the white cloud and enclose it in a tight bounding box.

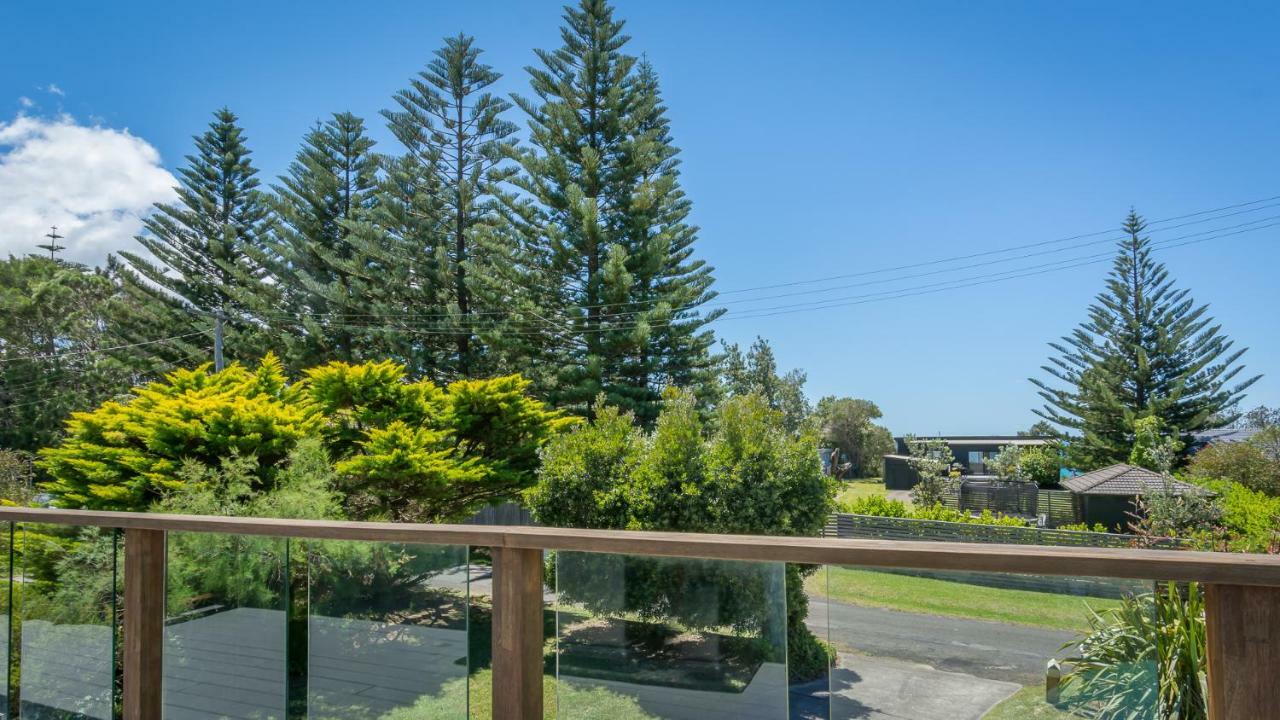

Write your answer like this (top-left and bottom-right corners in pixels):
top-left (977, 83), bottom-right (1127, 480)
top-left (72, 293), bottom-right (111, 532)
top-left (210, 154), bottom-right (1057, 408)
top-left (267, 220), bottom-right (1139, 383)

top-left (17, 97), bottom-right (33, 108)
top-left (0, 113), bottom-right (177, 267)
top-left (43, 84), bottom-right (65, 97)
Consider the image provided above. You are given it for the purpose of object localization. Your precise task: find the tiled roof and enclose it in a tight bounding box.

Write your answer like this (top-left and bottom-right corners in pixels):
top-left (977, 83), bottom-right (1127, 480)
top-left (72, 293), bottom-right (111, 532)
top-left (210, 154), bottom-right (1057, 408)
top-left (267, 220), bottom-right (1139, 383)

top-left (1060, 464), bottom-right (1207, 497)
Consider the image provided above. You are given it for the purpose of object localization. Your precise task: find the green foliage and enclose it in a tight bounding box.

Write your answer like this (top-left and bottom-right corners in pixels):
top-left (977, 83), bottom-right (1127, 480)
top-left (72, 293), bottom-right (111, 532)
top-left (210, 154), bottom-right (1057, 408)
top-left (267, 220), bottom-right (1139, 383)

top-left (988, 442), bottom-right (1063, 488)
top-left (903, 435), bottom-right (956, 507)
top-left (0, 449), bottom-right (36, 505)
top-left (265, 111), bottom-right (379, 369)
top-left (840, 494), bottom-right (909, 517)
top-left (118, 108), bottom-right (278, 367)
top-left (1060, 521), bottom-right (1110, 533)
top-left (1021, 444), bottom-right (1064, 487)
top-left (1186, 436), bottom-right (1280, 496)
top-left (40, 357), bottom-right (568, 521)
top-left (527, 391), bottom-right (835, 680)
top-left (1063, 583), bottom-right (1206, 720)
top-left (0, 256), bottom-right (143, 452)
top-left (720, 337), bottom-right (810, 433)
top-left (1128, 416), bottom-right (1182, 473)
top-left (1191, 479), bottom-right (1280, 553)
top-left (840, 493), bottom-right (1031, 527)
top-left (509, 0), bottom-right (721, 423)
top-left (1129, 482), bottom-right (1222, 542)
top-left (383, 34), bottom-right (519, 378)
top-left (526, 401), bottom-right (643, 530)
top-left (39, 355), bottom-right (317, 510)
top-left (813, 395), bottom-right (893, 478)
top-left (1032, 211), bottom-right (1259, 470)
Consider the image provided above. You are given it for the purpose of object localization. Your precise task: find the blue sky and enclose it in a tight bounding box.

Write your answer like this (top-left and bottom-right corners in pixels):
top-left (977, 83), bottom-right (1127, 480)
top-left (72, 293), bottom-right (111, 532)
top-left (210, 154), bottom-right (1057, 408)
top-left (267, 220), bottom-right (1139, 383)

top-left (3, 0), bottom-right (1278, 434)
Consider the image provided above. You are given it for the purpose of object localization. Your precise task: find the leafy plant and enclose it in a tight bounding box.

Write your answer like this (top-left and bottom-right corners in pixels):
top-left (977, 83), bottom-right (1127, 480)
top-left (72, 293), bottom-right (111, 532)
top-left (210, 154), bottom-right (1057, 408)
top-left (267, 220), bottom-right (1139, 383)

top-left (904, 435), bottom-right (956, 507)
top-left (1063, 583), bottom-right (1206, 720)
top-left (527, 390), bottom-right (836, 681)
top-left (1186, 437), bottom-right (1280, 496)
top-left (39, 357), bottom-right (570, 521)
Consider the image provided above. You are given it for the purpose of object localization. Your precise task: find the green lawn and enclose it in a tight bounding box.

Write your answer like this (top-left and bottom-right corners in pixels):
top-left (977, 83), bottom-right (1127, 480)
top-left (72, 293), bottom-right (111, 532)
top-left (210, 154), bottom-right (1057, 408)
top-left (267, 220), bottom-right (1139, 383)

top-left (982, 685), bottom-right (1077, 719)
top-left (808, 566), bottom-right (1121, 633)
top-left (835, 478), bottom-right (904, 505)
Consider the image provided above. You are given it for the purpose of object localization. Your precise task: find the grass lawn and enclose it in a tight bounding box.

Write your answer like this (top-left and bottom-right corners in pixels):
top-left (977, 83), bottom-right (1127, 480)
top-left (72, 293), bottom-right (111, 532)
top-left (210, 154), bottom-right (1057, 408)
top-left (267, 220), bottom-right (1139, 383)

top-left (376, 668), bottom-right (659, 720)
top-left (808, 566), bottom-right (1121, 633)
top-left (835, 478), bottom-right (907, 506)
top-left (981, 685), bottom-right (1077, 719)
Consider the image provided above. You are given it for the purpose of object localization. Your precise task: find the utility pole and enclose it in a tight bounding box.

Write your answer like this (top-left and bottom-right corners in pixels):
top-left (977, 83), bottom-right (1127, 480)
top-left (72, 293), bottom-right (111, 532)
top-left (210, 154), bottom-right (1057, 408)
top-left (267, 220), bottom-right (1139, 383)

top-left (37, 226), bottom-right (66, 260)
top-left (213, 312), bottom-right (225, 372)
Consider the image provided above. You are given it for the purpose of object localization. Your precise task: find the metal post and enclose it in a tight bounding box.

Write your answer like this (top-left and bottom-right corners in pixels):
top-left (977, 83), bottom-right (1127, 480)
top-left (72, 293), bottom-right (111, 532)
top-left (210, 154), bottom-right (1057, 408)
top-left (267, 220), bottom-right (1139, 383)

top-left (213, 313), bottom-right (225, 372)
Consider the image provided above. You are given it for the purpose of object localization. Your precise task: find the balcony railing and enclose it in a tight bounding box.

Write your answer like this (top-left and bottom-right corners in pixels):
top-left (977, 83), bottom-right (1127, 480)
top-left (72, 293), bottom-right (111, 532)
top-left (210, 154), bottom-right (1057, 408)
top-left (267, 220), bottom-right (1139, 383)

top-left (0, 506), bottom-right (1276, 720)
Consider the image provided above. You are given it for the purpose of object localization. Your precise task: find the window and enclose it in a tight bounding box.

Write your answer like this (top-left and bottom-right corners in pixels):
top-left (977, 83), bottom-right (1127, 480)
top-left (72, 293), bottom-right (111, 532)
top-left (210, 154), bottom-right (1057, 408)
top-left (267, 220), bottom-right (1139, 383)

top-left (968, 450), bottom-right (986, 475)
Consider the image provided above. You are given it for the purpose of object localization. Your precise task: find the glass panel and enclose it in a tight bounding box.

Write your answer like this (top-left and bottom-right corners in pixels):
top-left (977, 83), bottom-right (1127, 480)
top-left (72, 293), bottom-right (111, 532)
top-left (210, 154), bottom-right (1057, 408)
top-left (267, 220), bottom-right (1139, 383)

top-left (306, 541), bottom-right (468, 719)
top-left (0, 522), bottom-right (11, 719)
top-left (793, 563), bottom-right (831, 720)
top-left (555, 552), bottom-right (788, 720)
top-left (17, 523), bottom-right (117, 720)
top-left (163, 531), bottom-right (288, 719)
top-left (811, 565), bottom-right (1161, 720)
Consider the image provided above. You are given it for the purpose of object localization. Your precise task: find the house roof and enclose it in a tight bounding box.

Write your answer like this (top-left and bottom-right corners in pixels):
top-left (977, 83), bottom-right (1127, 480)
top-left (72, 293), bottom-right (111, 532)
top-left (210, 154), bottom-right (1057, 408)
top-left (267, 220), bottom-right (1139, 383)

top-left (1191, 427), bottom-right (1260, 445)
top-left (1060, 464), bottom-right (1206, 497)
top-left (894, 436), bottom-right (1052, 446)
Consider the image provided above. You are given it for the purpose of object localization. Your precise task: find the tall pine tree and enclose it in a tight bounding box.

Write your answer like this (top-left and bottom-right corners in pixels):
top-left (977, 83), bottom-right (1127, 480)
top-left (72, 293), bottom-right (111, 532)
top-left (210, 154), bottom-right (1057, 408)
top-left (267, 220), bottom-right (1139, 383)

top-left (511, 0), bottom-right (721, 424)
top-left (267, 112), bottom-right (378, 368)
top-left (383, 34), bottom-right (519, 378)
top-left (119, 108), bottom-right (276, 365)
top-left (1031, 210), bottom-right (1260, 469)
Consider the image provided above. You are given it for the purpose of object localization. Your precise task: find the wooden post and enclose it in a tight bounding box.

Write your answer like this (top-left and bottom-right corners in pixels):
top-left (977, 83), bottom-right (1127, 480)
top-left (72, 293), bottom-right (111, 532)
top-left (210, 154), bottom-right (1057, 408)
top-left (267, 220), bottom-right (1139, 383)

top-left (491, 547), bottom-right (544, 719)
top-left (1205, 583), bottom-right (1280, 719)
top-left (123, 528), bottom-right (165, 719)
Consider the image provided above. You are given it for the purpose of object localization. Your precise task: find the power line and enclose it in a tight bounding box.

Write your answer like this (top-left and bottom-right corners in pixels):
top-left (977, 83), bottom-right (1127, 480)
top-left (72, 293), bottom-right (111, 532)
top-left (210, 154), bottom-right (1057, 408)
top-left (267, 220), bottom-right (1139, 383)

top-left (720, 220), bottom-right (1280, 321)
top-left (242, 216), bottom-right (1276, 335)
top-left (717, 193), bottom-right (1280, 295)
top-left (0, 331), bottom-right (209, 365)
top-left (248, 193), bottom-right (1280, 322)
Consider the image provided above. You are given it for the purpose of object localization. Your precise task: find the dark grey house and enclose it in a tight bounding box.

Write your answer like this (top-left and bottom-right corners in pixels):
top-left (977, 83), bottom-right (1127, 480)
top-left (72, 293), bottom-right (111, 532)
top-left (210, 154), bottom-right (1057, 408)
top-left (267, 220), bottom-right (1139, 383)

top-left (883, 435), bottom-right (1053, 490)
top-left (1060, 463), bottom-right (1209, 531)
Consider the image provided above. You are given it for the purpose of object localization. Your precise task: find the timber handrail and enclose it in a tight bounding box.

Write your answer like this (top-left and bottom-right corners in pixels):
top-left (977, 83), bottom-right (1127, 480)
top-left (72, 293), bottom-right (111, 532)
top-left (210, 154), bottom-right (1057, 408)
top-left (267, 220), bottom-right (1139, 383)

top-left (2, 506), bottom-right (1280, 586)
top-left (3, 506), bottom-right (1279, 719)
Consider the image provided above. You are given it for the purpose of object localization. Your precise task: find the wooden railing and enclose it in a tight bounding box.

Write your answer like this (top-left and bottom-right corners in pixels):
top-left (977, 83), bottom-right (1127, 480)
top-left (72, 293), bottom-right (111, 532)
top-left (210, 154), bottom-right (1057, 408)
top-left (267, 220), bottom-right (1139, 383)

top-left (1, 506), bottom-right (1278, 719)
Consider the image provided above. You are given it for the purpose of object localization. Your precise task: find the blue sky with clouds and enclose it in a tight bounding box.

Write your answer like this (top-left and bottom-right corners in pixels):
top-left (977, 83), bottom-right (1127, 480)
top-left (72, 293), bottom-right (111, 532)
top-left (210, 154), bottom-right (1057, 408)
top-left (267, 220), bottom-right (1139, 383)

top-left (3, 0), bottom-right (1278, 434)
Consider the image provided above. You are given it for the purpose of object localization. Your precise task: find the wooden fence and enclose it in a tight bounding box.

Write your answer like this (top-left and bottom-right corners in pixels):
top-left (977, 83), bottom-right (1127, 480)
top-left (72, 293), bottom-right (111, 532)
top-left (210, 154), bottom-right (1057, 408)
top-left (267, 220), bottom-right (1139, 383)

top-left (939, 481), bottom-right (1079, 526)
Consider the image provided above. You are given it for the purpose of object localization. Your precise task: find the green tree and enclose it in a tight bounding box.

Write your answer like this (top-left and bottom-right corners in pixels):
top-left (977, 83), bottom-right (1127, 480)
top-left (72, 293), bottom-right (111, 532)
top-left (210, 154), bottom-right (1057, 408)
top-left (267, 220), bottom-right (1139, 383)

top-left (1128, 415), bottom-right (1183, 473)
top-left (267, 112), bottom-right (379, 368)
top-left (720, 337), bottom-right (810, 433)
top-left (39, 355), bottom-right (318, 509)
top-left (118, 108), bottom-right (277, 366)
top-left (904, 435), bottom-right (956, 507)
top-left (509, 0), bottom-right (721, 423)
top-left (38, 356), bottom-right (570, 519)
top-left (0, 256), bottom-right (175, 451)
top-left (813, 396), bottom-right (894, 478)
top-left (526, 391), bottom-right (836, 680)
top-left (383, 34), bottom-right (519, 378)
top-left (1031, 210), bottom-right (1259, 470)
top-left (1187, 437), bottom-right (1280, 496)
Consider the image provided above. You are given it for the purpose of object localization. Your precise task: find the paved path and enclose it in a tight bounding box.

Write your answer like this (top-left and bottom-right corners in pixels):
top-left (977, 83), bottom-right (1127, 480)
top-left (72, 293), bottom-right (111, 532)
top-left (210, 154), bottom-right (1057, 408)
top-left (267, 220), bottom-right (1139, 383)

top-left (809, 597), bottom-right (1075, 685)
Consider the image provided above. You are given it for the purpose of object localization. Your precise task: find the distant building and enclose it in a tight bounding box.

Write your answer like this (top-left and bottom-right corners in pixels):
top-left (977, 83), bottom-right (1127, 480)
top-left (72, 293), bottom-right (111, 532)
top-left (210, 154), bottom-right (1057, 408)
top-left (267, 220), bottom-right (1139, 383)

top-left (1187, 427), bottom-right (1262, 453)
top-left (882, 435), bottom-right (1053, 490)
top-left (1060, 463), bottom-right (1210, 531)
